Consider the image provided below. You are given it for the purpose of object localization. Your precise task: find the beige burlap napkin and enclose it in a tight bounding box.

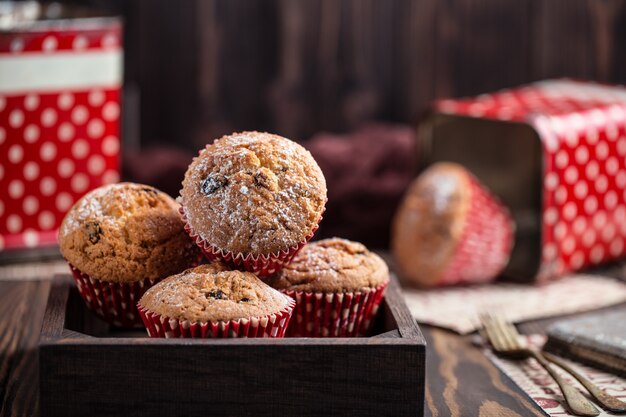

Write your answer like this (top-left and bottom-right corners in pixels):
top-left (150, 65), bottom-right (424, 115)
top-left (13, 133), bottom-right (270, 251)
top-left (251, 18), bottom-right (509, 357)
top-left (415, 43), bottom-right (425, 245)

top-left (403, 275), bottom-right (626, 334)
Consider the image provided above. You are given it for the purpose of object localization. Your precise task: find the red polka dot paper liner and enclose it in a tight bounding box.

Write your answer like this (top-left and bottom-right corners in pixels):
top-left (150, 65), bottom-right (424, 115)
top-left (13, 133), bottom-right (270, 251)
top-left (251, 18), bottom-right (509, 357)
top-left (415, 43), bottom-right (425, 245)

top-left (180, 205), bottom-right (324, 277)
top-left (68, 263), bottom-right (159, 328)
top-left (437, 172), bottom-right (515, 286)
top-left (137, 298), bottom-right (295, 338)
top-left (281, 282), bottom-right (388, 338)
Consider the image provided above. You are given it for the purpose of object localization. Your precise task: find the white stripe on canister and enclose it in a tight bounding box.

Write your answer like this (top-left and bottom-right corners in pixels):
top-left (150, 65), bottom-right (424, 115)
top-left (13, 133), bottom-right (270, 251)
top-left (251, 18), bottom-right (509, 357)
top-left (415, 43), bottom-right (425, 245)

top-left (0, 50), bottom-right (122, 94)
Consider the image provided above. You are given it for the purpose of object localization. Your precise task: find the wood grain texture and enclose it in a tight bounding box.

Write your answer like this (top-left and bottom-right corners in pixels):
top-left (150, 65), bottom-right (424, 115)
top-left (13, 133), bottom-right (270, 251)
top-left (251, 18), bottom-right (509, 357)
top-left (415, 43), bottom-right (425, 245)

top-left (102, 0), bottom-right (626, 147)
top-left (433, 0), bottom-right (532, 98)
top-left (0, 283), bottom-right (29, 408)
top-left (16, 273), bottom-right (626, 417)
top-left (383, 274), bottom-right (423, 339)
top-left (422, 328), bottom-right (547, 417)
top-left (0, 276), bottom-right (555, 417)
top-left (531, 0), bottom-right (626, 82)
top-left (0, 281), bottom-right (50, 417)
top-left (40, 344), bottom-right (423, 417)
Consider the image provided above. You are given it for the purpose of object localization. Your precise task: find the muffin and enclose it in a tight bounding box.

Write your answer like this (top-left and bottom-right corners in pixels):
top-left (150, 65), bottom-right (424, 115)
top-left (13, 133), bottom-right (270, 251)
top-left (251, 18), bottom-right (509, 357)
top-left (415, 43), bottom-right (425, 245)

top-left (180, 131), bottom-right (327, 276)
top-left (265, 238), bottom-right (389, 337)
top-left (138, 263), bottom-right (295, 338)
top-left (59, 182), bottom-right (201, 327)
top-left (391, 162), bottom-right (515, 287)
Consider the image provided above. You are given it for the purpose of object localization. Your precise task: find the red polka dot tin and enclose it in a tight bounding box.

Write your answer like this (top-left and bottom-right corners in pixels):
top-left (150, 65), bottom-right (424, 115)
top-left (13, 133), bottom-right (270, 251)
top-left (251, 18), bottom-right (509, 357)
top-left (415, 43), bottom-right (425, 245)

top-left (0, 15), bottom-right (122, 251)
top-left (421, 79), bottom-right (626, 281)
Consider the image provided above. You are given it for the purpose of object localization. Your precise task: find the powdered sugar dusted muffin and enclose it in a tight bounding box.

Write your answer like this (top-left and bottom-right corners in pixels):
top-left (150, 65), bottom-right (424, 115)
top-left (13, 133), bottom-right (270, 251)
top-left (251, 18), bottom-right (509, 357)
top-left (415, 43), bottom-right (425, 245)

top-left (266, 238), bottom-right (389, 337)
top-left (138, 263), bottom-right (295, 338)
top-left (59, 182), bottom-right (201, 327)
top-left (180, 131), bottom-right (327, 276)
top-left (392, 162), bottom-right (514, 287)
top-left (267, 238), bottom-right (389, 293)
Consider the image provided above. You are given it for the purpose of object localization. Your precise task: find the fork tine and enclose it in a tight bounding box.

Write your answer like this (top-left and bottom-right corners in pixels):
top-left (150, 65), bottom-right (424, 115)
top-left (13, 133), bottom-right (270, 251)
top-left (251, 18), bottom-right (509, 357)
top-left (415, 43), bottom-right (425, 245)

top-left (503, 320), bottom-right (524, 350)
top-left (493, 316), bottom-right (515, 351)
top-left (495, 315), bottom-right (520, 351)
top-left (481, 313), bottom-right (601, 416)
top-left (479, 313), bottom-right (495, 347)
top-left (480, 313), bottom-right (508, 352)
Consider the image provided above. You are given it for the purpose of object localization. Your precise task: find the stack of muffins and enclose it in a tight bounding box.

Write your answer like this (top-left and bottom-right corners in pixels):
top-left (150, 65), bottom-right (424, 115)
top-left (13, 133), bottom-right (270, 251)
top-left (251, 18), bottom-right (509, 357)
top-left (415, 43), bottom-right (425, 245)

top-left (59, 132), bottom-right (389, 338)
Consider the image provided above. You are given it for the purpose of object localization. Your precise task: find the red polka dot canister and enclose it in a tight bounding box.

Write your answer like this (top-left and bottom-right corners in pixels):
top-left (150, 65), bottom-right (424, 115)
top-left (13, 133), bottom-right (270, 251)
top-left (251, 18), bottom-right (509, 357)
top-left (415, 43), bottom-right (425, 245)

top-left (429, 79), bottom-right (626, 281)
top-left (0, 16), bottom-right (122, 251)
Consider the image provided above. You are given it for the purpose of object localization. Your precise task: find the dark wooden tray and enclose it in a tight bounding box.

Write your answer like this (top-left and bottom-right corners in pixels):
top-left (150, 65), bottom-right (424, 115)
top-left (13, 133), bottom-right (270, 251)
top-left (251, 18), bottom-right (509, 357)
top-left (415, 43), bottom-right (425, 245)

top-left (39, 274), bottom-right (425, 417)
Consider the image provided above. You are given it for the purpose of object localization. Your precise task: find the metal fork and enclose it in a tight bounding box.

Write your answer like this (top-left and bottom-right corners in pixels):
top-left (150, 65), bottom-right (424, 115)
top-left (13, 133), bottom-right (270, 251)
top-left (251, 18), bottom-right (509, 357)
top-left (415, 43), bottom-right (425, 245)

top-left (480, 314), bottom-right (599, 416)
top-left (540, 351), bottom-right (626, 413)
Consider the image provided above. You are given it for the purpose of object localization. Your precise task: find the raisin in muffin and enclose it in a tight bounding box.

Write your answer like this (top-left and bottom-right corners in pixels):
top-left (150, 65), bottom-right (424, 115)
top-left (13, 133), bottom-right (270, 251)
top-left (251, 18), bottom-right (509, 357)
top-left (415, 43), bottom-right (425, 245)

top-left (265, 238), bottom-right (389, 337)
top-left (138, 263), bottom-right (295, 338)
top-left (180, 131), bottom-right (327, 276)
top-left (59, 182), bottom-right (201, 327)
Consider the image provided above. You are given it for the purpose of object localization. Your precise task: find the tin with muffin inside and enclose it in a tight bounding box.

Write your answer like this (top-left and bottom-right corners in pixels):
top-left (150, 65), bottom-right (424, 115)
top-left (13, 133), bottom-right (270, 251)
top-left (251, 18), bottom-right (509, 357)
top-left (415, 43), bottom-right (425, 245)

top-left (392, 162), bottom-right (515, 287)
top-left (418, 79), bottom-right (626, 282)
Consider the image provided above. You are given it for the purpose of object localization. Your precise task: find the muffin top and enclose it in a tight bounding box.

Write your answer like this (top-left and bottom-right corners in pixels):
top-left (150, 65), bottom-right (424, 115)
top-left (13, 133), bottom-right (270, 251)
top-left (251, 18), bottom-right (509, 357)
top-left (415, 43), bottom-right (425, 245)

top-left (180, 132), bottom-right (327, 255)
top-left (391, 162), bottom-right (470, 286)
top-left (59, 182), bottom-right (200, 283)
top-left (138, 263), bottom-right (293, 322)
top-left (265, 238), bottom-right (389, 293)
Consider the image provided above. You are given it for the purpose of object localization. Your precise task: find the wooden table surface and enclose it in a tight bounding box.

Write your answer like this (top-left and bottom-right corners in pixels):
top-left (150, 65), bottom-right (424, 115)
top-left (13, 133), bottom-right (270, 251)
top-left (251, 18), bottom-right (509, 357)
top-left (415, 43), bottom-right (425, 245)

top-left (1, 275), bottom-right (624, 417)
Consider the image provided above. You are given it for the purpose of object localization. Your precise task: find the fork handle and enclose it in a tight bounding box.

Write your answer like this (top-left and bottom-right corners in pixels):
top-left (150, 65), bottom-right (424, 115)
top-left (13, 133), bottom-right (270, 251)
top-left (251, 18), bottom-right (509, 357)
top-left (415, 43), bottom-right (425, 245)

top-left (527, 350), bottom-right (599, 416)
top-left (542, 352), bottom-right (626, 413)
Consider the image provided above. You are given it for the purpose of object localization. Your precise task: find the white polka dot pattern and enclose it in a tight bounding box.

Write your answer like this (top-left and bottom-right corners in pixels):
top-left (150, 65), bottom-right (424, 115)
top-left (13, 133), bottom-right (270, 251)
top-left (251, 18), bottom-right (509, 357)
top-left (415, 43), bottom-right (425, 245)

top-left (38, 211), bottom-right (55, 230)
top-left (0, 88), bottom-right (120, 249)
top-left (73, 35), bottom-right (88, 51)
top-left (23, 229), bottom-right (39, 247)
top-left (42, 36), bottom-right (58, 52)
top-left (57, 158), bottom-right (75, 178)
top-left (55, 192), bottom-right (73, 212)
top-left (23, 196), bottom-right (39, 215)
top-left (538, 108), bottom-right (626, 278)
top-left (0, 24), bottom-right (122, 249)
top-left (435, 79), bottom-right (626, 280)
top-left (71, 139), bottom-right (89, 159)
top-left (24, 94), bottom-right (39, 111)
top-left (24, 124), bottom-right (39, 143)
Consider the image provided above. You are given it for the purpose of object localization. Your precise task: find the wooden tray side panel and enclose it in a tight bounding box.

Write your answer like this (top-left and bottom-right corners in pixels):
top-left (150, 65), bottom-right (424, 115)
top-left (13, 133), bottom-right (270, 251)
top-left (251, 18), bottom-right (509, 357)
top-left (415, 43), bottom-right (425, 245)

top-left (40, 343), bottom-right (424, 417)
top-left (39, 275), bottom-right (425, 417)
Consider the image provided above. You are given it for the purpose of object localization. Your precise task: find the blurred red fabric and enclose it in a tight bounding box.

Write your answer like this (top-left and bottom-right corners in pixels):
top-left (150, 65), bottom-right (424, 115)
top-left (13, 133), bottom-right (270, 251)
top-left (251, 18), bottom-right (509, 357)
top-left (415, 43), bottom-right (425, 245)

top-left (308, 123), bottom-right (418, 248)
top-left (123, 146), bottom-right (194, 197)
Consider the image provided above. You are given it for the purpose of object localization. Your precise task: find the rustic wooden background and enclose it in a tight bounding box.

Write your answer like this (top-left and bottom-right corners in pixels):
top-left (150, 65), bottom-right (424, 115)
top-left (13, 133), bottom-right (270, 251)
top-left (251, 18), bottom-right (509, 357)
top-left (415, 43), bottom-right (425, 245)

top-left (102, 0), bottom-right (626, 148)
